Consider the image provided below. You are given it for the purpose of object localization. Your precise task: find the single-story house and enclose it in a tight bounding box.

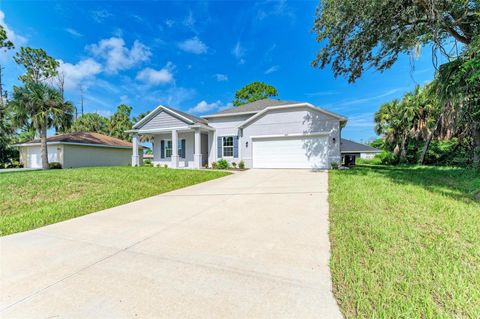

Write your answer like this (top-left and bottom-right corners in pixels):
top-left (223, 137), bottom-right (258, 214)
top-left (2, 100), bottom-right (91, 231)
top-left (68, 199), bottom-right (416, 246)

top-left (340, 138), bottom-right (381, 166)
top-left (128, 99), bottom-right (347, 169)
top-left (15, 132), bottom-right (143, 168)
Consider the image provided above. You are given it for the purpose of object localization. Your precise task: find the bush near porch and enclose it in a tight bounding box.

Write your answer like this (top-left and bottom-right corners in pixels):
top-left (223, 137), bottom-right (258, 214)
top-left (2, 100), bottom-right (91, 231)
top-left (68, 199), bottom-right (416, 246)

top-left (0, 167), bottom-right (229, 236)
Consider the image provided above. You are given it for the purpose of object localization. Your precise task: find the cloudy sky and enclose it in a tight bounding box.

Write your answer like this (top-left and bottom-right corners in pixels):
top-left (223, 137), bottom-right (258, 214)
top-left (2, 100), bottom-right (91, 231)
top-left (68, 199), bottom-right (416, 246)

top-left (1, 1), bottom-right (436, 141)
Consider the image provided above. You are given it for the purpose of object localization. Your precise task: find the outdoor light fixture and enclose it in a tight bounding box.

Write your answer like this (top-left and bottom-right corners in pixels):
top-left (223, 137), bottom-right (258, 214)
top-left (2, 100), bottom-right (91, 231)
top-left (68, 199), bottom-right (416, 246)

top-left (245, 141), bottom-right (249, 148)
top-left (332, 137), bottom-right (336, 144)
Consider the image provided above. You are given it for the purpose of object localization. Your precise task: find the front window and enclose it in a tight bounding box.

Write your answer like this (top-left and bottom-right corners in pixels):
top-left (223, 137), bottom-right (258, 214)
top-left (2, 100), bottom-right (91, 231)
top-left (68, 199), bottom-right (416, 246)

top-left (165, 140), bottom-right (172, 158)
top-left (163, 140), bottom-right (184, 158)
top-left (223, 136), bottom-right (234, 157)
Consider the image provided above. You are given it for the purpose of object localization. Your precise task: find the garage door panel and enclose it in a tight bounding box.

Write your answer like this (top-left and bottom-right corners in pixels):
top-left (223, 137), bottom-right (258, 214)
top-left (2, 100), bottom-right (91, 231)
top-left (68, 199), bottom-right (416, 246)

top-left (252, 136), bottom-right (328, 169)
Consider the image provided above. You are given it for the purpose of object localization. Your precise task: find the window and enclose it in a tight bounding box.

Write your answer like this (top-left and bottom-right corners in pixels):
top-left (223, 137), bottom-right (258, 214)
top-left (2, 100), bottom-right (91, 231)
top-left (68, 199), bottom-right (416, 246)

top-left (163, 140), bottom-right (184, 158)
top-left (165, 140), bottom-right (172, 158)
top-left (223, 136), bottom-right (234, 157)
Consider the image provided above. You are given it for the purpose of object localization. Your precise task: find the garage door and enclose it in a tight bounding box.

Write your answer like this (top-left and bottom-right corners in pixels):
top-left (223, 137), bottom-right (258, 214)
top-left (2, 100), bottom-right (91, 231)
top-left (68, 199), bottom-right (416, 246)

top-left (252, 135), bottom-right (328, 169)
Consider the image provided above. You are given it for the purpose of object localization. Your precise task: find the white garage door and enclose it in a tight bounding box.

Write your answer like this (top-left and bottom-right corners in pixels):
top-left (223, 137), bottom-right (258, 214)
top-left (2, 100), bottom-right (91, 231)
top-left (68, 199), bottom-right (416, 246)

top-left (252, 135), bottom-right (328, 169)
top-left (27, 146), bottom-right (59, 168)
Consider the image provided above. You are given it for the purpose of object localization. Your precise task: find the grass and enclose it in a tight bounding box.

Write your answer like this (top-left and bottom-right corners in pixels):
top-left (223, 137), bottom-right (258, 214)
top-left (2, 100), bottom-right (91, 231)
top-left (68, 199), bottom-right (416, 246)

top-left (0, 166), bottom-right (229, 236)
top-left (329, 165), bottom-right (480, 318)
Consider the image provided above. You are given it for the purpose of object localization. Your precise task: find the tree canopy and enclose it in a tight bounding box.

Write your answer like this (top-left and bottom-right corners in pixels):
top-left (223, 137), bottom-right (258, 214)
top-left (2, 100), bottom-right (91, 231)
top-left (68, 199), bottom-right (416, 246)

top-left (312, 0), bottom-right (480, 82)
top-left (233, 82), bottom-right (278, 106)
top-left (70, 113), bottom-right (109, 135)
top-left (0, 25), bottom-right (14, 51)
top-left (14, 47), bottom-right (59, 84)
top-left (108, 104), bottom-right (133, 141)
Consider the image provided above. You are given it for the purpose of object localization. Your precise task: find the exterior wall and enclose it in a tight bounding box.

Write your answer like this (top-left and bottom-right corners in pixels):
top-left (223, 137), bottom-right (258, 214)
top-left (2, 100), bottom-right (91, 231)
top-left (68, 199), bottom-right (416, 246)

top-left (62, 145), bottom-right (134, 168)
top-left (360, 152), bottom-right (379, 159)
top-left (152, 132), bottom-right (195, 168)
top-left (139, 110), bottom-right (188, 130)
top-left (207, 115), bottom-right (252, 165)
top-left (240, 107), bottom-right (341, 168)
top-left (21, 145), bottom-right (63, 168)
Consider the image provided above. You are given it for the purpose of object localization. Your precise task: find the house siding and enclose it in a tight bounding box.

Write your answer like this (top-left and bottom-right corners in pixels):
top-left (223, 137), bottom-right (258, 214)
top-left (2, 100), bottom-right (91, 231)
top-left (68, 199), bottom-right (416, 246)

top-left (207, 115), bottom-right (252, 164)
top-left (139, 110), bottom-right (188, 131)
top-left (63, 145), bottom-right (134, 168)
top-left (241, 107), bottom-right (341, 168)
top-left (20, 145), bottom-right (63, 168)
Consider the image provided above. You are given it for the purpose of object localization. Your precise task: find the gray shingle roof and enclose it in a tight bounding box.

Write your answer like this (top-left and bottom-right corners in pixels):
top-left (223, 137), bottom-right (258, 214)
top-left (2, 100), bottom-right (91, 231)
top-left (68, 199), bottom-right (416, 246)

top-left (164, 106), bottom-right (208, 124)
top-left (204, 99), bottom-right (298, 116)
top-left (340, 139), bottom-right (381, 153)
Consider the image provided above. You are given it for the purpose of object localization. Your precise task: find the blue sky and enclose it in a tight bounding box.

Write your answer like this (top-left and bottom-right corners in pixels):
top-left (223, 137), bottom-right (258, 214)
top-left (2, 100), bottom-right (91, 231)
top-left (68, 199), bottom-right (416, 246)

top-left (1, 0), bottom-right (436, 142)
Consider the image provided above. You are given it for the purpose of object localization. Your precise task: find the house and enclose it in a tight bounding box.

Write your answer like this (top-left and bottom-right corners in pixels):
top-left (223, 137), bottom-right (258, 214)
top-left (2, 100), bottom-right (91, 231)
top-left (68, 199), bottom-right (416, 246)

top-left (340, 138), bottom-right (381, 166)
top-left (15, 132), bottom-right (143, 168)
top-left (129, 99), bottom-right (347, 169)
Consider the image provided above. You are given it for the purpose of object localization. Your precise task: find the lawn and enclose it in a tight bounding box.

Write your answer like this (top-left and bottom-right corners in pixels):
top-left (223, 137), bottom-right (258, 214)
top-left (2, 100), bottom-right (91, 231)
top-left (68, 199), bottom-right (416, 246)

top-left (0, 167), bottom-right (229, 236)
top-left (329, 165), bottom-right (480, 318)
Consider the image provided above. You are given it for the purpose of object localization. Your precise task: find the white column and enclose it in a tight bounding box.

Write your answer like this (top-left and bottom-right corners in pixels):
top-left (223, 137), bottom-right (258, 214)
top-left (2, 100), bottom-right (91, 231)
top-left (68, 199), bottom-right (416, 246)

top-left (194, 128), bottom-right (202, 169)
top-left (131, 133), bottom-right (139, 166)
top-left (207, 131), bottom-right (213, 167)
top-left (171, 129), bottom-right (179, 168)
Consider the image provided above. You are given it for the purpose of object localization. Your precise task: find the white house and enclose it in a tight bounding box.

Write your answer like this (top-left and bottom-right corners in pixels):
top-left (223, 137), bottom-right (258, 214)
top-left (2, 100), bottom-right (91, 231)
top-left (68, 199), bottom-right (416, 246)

top-left (15, 132), bottom-right (143, 168)
top-left (129, 99), bottom-right (347, 169)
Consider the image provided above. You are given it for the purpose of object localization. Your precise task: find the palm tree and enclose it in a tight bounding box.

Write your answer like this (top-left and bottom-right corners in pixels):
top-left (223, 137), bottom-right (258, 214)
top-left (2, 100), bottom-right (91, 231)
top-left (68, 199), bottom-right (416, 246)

top-left (9, 83), bottom-right (74, 169)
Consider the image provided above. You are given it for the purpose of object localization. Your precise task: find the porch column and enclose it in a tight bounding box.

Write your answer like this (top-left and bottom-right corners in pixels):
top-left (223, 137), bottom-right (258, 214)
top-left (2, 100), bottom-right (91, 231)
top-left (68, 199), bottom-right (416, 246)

top-left (194, 128), bottom-right (202, 169)
top-left (131, 133), bottom-right (139, 166)
top-left (207, 131), bottom-right (214, 167)
top-left (171, 129), bottom-right (179, 168)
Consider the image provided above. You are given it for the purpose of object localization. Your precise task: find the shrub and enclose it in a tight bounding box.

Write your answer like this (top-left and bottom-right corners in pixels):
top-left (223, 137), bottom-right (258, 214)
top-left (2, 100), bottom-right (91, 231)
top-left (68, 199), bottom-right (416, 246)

top-left (217, 159), bottom-right (229, 169)
top-left (48, 162), bottom-right (62, 169)
top-left (377, 150), bottom-right (398, 165)
top-left (232, 162), bottom-right (237, 168)
top-left (144, 159), bottom-right (152, 165)
top-left (239, 160), bottom-right (245, 169)
top-left (211, 162), bottom-right (217, 169)
top-left (330, 161), bottom-right (339, 169)
top-left (163, 164), bottom-right (168, 168)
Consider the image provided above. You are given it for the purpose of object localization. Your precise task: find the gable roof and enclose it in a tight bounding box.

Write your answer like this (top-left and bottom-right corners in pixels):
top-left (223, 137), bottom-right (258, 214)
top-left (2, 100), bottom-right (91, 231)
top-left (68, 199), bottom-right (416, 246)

top-left (340, 139), bottom-right (381, 153)
top-left (203, 99), bottom-right (298, 117)
top-left (14, 132), bottom-right (136, 148)
top-left (133, 105), bottom-right (207, 129)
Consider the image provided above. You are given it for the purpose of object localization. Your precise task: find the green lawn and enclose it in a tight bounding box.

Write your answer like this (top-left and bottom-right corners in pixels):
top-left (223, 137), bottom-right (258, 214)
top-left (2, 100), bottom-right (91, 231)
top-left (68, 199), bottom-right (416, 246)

top-left (0, 167), bottom-right (229, 236)
top-left (329, 165), bottom-right (480, 318)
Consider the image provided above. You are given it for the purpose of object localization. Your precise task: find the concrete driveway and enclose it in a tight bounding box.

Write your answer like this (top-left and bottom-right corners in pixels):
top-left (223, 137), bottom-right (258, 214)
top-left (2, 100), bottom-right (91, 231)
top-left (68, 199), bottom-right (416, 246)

top-left (0, 169), bottom-right (342, 318)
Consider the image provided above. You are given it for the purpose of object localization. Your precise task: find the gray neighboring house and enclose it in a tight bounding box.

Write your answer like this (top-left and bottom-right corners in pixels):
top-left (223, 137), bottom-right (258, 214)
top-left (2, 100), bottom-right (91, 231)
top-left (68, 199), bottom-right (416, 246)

top-left (129, 99), bottom-right (347, 169)
top-left (340, 138), bottom-right (381, 165)
top-left (15, 132), bottom-right (142, 168)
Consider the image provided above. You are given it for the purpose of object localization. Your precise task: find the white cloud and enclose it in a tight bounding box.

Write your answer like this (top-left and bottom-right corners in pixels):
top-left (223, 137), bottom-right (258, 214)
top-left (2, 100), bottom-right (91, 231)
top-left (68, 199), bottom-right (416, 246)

top-left (136, 63), bottom-right (175, 86)
top-left (91, 9), bottom-right (112, 23)
top-left (187, 100), bottom-right (232, 114)
top-left (336, 88), bottom-right (408, 108)
top-left (256, 0), bottom-right (295, 23)
top-left (0, 10), bottom-right (27, 47)
top-left (87, 37), bottom-right (151, 73)
top-left (345, 112), bottom-right (375, 128)
top-left (215, 73), bottom-right (228, 81)
top-left (177, 37), bottom-right (208, 54)
top-left (231, 41), bottom-right (246, 64)
top-left (64, 28), bottom-right (83, 37)
top-left (305, 90), bottom-right (338, 97)
top-left (165, 19), bottom-right (175, 28)
top-left (183, 11), bottom-right (195, 29)
top-left (57, 58), bottom-right (102, 90)
top-left (264, 65), bottom-right (279, 74)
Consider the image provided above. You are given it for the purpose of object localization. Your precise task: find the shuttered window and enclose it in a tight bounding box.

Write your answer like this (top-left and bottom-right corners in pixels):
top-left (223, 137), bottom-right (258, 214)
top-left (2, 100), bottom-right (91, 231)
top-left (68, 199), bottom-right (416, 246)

top-left (223, 136), bottom-right (234, 157)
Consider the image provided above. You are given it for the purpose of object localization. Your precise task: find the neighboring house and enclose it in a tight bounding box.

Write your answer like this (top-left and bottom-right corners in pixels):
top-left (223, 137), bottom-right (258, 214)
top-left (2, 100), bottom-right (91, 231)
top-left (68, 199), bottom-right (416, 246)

top-left (129, 99), bottom-right (347, 169)
top-left (15, 132), bottom-right (143, 168)
top-left (340, 138), bottom-right (381, 166)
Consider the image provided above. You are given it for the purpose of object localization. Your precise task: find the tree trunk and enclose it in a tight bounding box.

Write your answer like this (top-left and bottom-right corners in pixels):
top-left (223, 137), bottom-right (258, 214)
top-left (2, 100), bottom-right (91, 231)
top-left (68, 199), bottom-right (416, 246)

top-left (418, 132), bottom-right (433, 165)
top-left (474, 123), bottom-right (480, 170)
top-left (40, 123), bottom-right (49, 169)
top-left (400, 135), bottom-right (407, 163)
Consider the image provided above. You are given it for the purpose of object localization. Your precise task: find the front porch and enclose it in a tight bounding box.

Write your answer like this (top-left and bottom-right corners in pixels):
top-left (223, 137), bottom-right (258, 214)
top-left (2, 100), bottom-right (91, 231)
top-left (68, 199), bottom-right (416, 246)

top-left (131, 127), bottom-right (213, 169)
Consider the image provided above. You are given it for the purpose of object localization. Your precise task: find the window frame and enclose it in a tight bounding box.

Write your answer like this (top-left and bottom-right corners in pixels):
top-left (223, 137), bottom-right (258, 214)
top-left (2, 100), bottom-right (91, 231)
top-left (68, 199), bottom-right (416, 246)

top-left (163, 139), bottom-right (184, 158)
top-left (222, 136), bottom-right (234, 158)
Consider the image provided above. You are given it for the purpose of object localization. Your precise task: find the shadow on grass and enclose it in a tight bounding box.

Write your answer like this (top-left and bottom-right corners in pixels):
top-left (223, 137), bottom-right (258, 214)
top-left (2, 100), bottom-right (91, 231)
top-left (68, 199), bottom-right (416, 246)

top-left (341, 164), bottom-right (480, 204)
